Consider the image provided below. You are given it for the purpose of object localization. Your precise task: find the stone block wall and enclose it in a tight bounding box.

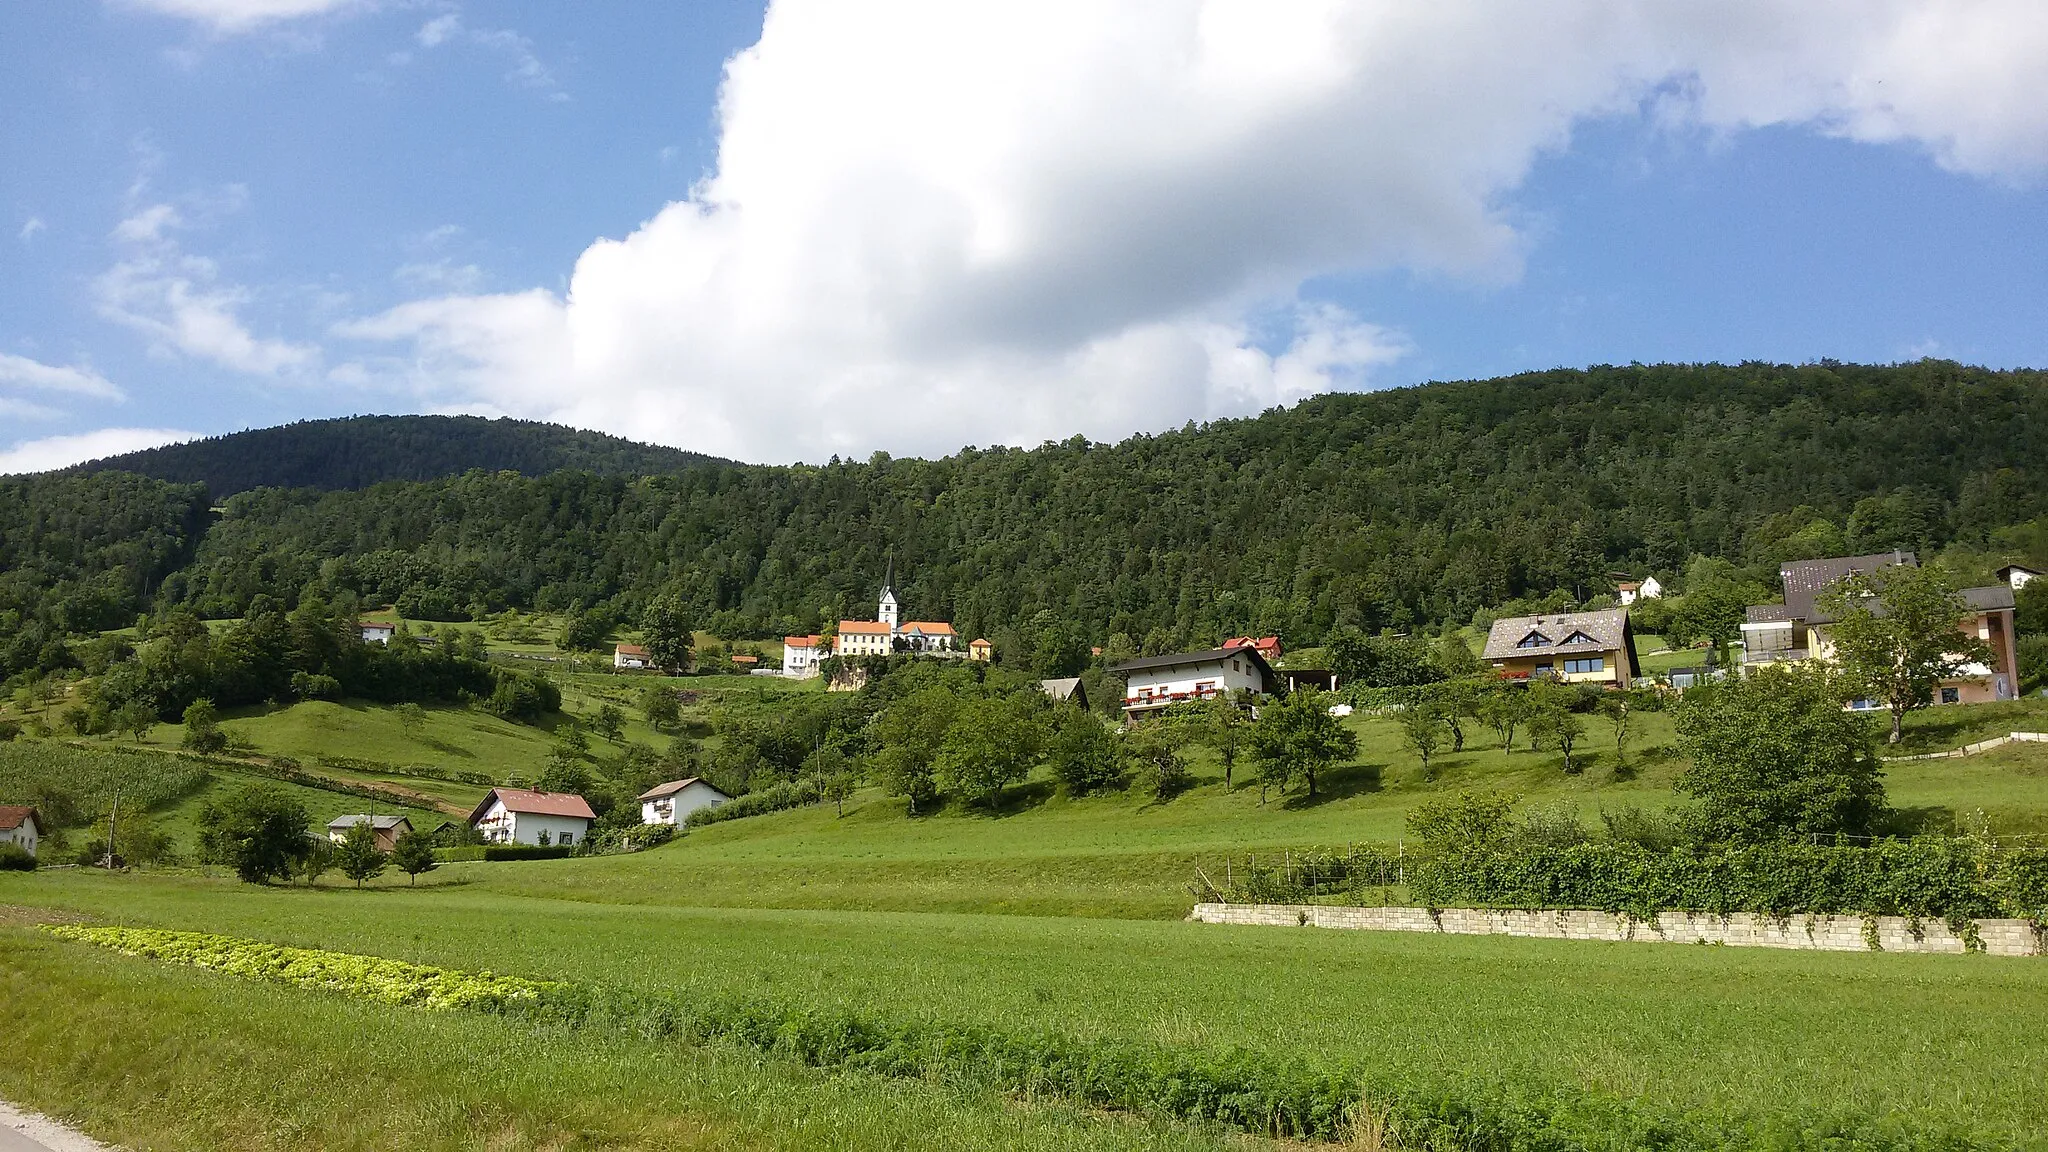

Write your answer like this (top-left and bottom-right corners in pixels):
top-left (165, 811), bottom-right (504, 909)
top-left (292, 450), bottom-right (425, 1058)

top-left (1186, 903), bottom-right (2045, 956)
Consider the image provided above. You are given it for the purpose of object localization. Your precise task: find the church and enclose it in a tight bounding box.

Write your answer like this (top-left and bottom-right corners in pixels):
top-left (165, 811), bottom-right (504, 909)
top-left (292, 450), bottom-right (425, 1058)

top-left (782, 563), bottom-right (957, 675)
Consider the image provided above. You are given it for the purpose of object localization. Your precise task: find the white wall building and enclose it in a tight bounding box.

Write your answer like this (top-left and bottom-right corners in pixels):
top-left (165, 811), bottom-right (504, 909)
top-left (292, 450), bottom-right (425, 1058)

top-left (1108, 647), bottom-right (1275, 718)
top-left (638, 778), bottom-right (731, 826)
top-left (361, 622), bottom-right (395, 645)
top-left (0, 806), bottom-right (41, 857)
top-left (1997, 564), bottom-right (2040, 590)
top-left (467, 788), bottom-right (596, 848)
top-left (783, 635), bottom-right (822, 677)
top-left (614, 643), bottom-right (651, 670)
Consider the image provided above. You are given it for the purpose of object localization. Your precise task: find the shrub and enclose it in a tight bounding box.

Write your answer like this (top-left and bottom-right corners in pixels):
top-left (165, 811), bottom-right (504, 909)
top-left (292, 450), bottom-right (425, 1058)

top-left (196, 784), bottom-right (311, 883)
top-left (480, 844), bottom-right (573, 862)
top-left (572, 823), bottom-right (676, 856)
top-left (432, 846), bottom-right (485, 862)
top-left (685, 779), bottom-right (819, 828)
top-left (0, 843), bottom-right (35, 871)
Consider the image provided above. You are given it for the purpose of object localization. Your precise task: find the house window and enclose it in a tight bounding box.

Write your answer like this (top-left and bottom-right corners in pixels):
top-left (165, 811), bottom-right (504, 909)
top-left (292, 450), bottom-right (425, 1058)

top-left (1940, 687), bottom-right (1960, 705)
top-left (559, 831), bottom-right (574, 846)
top-left (1562, 657), bottom-right (1605, 674)
top-left (1561, 631), bottom-right (1597, 646)
top-left (1232, 659), bottom-right (1240, 672)
top-left (1516, 632), bottom-right (1551, 649)
top-left (1534, 663), bottom-right (1554, 676)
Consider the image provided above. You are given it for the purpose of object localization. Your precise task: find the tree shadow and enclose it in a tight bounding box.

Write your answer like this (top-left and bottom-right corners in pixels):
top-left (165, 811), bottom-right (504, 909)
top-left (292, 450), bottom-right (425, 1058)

top-left (1280, 762), bottom-right (1384, 808)
top-left (1883, 805), bottom-right (1957, 837)
top-left (989, 778), bottom-right (1057, 817)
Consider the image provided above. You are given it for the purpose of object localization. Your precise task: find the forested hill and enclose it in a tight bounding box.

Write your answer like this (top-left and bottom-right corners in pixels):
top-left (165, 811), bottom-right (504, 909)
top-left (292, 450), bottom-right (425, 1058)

top-left (8, 361), bottom-right (2048, 676)
top-left (64, 414), bottom-right (723, 495)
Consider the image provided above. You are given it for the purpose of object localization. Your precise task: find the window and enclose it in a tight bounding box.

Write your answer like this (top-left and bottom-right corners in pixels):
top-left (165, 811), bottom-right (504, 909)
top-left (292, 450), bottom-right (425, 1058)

top-left (1561, 631), bottom-right (1597, 646)
top-left (1940, 687), bottom-right (1960, 704)
top-left (1534, 662), bottom-right (1554, 676)
top-left (559, 832), bottom-right (574, 846)
top-left (1232, 659), bottom-right (1241, 671)
top-left (1562, 657), bottom-right (1605, 674)
top-left (1516, 632), bottom-right (1551, 649)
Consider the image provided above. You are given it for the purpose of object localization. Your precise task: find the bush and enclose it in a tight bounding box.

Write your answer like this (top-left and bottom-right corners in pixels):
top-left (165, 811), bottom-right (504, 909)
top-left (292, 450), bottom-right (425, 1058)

top-left (685, 779), bottom-right (819, 827)
top-left (432, 846), bottom-right (485, 862)
top-left (572, 823), bottom-right (676, 856)
top-left (0, 843), bottom-right (35, 871)
top-left (479, 844), bottom-right (573, 861)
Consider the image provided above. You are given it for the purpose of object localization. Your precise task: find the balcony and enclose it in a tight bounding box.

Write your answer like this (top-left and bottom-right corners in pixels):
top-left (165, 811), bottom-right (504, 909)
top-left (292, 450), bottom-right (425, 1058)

top-left (1743, 647), bottom-right (1809, 665)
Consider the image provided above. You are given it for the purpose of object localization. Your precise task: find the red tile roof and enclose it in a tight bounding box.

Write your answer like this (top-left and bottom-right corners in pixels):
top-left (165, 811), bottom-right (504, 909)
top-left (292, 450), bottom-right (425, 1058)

top-left (468, 788), bottom-right (596, 825)
top-left (614, 643), bottom-right (649, 656)
top-left (839, 620), bottom-right (891, 634)
top-left (784, 635), bottom-right (820, 648)
top-left (0, 806), bottom-right (40, 833)
top-left (900, 621), bottom-right (955, 634)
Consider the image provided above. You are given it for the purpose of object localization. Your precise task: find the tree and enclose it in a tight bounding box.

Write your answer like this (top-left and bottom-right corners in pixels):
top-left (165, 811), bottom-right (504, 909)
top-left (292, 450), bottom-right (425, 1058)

top-left (820, 756), bottom-right (864, 817)
top-left (1598, 693), bottom-right (1635, 768)
top-left (1820, 565), bottom-right (1991, 745)
top-left (1433, 632), bottom-right (1483, 679)
top-left (180, 697), bottom-right (226, 755)
top-left (871, 686), bottom-right (959, 815)
top-left (1406, 790), bottom-right (1517, 853)
top-left (639, 684), bottom-right (680, 731)
top-left (197, 785), bottom-right (310, 883)
top-left (934, 695), bottom-right (1045, 811)
top-left (1666, 559), bottom-right (1767, 666)
top-left (594, 703), bottom-right (626, 744)
top-left (394, 702), bottom-right (427, 739)
top-left (1674, 665), bottom-right (1887, 844)
top-left (1247, 689), bottom-right (1358, 801)
top-left (1525, 684), bottom-right (1587, 773)
top-left (1398, 702), bottom-right (1447, 778)
top-left (297, 836), bottom-right (334, 885)
top-left (1124, 718), bottom-right (1191, 801)
top-left (1476, 689), bottom-right (1526, 752)
top-left (390, 828), bottom-right (437, 885)
top-left (538, 754), bottom-right (593, 797)
top-left (115, 700), bottom-right (155, 743)
top-left (336, 820), bottom-right (389, 888)
top-left (556, 608), bottom-right (615, 653)
top-left (641, 590), bottom-right (696, 672)
top-left (1200, 694), bottom-right (1251, 791)
top-left (1047, 707), bottom-right (1123, 795)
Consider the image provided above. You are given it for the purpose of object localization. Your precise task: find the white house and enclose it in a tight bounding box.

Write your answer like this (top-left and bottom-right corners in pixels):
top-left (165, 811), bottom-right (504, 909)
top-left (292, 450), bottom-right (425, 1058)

top-left (638, 777), bottom-right (731, 826)
top-left (783, 635), bottom-right (822, 677)
top-left (360, 622), bottom-right (395, 645)
top-left (467, 788), bottom-right (596, 848)
top-left (614, 643), bottom-right (651, 670)
top-left (1997, 563), bottom-right (2040, 590)
top-left (0, 806), bottom-right (41, 858)
top-left (834, 620), bottom-right (893, 657)
top-left (1108, 647), bottom-right (1275, 718)
top-left (897, 621), bottom-right (956, 652)
top-left (1616, 576), bottom-right (1663, 605)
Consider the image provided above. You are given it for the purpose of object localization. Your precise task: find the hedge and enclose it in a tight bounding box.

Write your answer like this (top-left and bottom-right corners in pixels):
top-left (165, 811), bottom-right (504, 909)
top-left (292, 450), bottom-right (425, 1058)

top-left (479, 844), bottom-right (572, 862)
top-left (432, 846), bottom-right (485, 862)
top-left (684, 778), bottom-right (819, 828)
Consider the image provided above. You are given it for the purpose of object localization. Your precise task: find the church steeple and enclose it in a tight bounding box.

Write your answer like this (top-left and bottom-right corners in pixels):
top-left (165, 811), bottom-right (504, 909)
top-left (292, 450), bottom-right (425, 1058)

top-left (878, 551), bottom-right (899, 632)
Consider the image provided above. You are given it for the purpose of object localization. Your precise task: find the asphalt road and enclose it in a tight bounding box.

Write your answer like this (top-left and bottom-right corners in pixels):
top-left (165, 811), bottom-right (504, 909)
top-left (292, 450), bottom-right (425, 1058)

top-left (0, 1104), bottom-right (110, 1152)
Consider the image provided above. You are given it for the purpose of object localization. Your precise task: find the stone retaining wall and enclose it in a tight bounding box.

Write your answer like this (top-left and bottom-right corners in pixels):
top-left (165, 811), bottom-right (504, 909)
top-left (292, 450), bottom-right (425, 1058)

top-left (1884, 730), bottom-right (2048, 762)
top-left (1187, 903), bottom-right (2046, 956)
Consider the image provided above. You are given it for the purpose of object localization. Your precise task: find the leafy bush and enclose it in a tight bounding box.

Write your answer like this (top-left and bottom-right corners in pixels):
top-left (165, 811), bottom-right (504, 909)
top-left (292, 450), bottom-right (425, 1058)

top-left (432, 846), bottom-right (484, 862)
top-left (573, 823), bottom-right (676, 856)
top-left (479, 844), bottom-right (572, 861)
top-left (684, 778), bottom-right (819, 828)
top-left (320, 754), bottom-right (496, 787)
top-left (197, 784), bottom-right (312, 883)
top-left (0, 843), bottom-right (35, 871)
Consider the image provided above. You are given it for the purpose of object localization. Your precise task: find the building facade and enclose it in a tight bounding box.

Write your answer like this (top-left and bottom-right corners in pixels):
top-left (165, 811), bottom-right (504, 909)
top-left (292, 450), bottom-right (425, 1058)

top-left (638, 778), bottom-right (731, 826)
top-left (1482, 608), bottom-right (1638, 686)
top-left (468, 788), bottom-right (597, 847)
top-left (1109, 648), bottom-right (1275, 717)
top-left (0, 807), bottom-right (40, 858)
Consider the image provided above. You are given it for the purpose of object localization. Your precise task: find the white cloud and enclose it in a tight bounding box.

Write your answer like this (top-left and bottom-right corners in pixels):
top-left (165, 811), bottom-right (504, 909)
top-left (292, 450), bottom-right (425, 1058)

top-left (341, 0), bottom-right (2048, 463)
top-left (0, 428), bottom-right (200, 476)
top-left (0, 352), bottom-right (122, 400)
top-left (17, 218), bottom-right (45, 243)
top-left (115, 0), bottom-right (359, 34)
top-left (97, 203), bottom-right (318, 375)
top-left (408, 13), bottom-right (563, 98)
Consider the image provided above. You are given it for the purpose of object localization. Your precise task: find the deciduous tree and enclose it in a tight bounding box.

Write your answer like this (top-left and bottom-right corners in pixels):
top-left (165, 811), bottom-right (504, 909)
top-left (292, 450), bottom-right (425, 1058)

top-left (1820, 565), bottom-right (1991, 745)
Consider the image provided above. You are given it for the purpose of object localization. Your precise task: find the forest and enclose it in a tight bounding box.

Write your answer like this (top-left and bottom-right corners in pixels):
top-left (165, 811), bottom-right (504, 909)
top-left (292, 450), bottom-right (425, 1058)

top-left (6, 360), bottom-right (2048, 689)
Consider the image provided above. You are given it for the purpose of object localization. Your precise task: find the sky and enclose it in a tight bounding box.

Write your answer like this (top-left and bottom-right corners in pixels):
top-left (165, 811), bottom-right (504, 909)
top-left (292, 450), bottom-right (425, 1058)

top-left (3, 1), bottom-right (2047, 473)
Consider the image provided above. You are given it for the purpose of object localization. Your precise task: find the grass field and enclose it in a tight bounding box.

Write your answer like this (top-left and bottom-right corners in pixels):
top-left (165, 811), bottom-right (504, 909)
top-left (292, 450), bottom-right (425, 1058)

top-left (5, 871), bottom-right (2046, 1148)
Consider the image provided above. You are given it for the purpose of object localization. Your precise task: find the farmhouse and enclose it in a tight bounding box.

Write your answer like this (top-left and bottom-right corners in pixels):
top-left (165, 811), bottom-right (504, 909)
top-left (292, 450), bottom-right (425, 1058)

top-left (1616, 575), bottom-right (1662, 605)
top-left (968, 638), bottom-right (993, 662)
top-left (1483, 608), bottom-right (1638, 686)
top-left (468, 788), bottom-right (596, 848)
top-left (638, 777), bottom-right (731, 826)
top-left (0, 806), bottom-right (41, 858)
top-left (1741, 552), bottom-right (2018, 704)
top-left (1110, 647), bottom-right (1275, 718)
top-left (360, 622), bottom-right (395, 645)
top-left (614, 643), bottom-right (651, 670)
top-left (1039, 677), bottom-right (1088, 710)
top-left (326, 814), bottom-right (412, 851)
top-left (1996, 563), bottom-right (2040, 589)
top-left (1223, 635), bottom-right (1283, 662)
top-left (783, 635), bottom-right (822, 677)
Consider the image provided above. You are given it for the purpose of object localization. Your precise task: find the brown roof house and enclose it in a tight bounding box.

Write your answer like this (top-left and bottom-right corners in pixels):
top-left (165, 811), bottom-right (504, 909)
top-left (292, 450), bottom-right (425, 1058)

top-left (614, 643), bottom-right (652, 670)
top-left (326, 814), bottom-right (413, 852)
top-left (0, 806), bottom-right (43, 858)
top-left (468, 788), bottom-right (597, 848)
top-left (1482, 607), bottom-right (1639, 687)
top-left (1741, 552), bottom-right (2018, 705)
top-left (637, 777), bottom-right (732, 827)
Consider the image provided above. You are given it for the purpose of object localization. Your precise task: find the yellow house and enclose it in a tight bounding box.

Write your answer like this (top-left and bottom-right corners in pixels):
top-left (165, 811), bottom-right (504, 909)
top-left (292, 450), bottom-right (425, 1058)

top-left (1482, 608), bottom-right (1638, 687)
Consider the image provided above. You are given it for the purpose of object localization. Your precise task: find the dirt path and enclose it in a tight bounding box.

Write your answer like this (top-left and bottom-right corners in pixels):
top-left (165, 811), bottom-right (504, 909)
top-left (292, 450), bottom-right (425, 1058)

top-left (0, 1104), bottom-right (115, 1152)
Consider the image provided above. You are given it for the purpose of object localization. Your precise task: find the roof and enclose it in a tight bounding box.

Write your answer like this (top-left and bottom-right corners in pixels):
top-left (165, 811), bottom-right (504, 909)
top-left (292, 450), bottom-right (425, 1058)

top-left (900, 621), bottom-right (956, 635)
top-left (1745, 604), bottom-right (1797, 624)
top-left (1997, 563), bottom-right (2041, 578)
top-left (1962, 585), bottom-right (2017, 611)
top-left (1223, 636), bottom-right (1282, 656)
top-left (839, 620), bottom-right (891, 634)
top-left (1109, 646), bottom-right (1276, 682)
top-left (784, 635), bottom-right (820, 648)
top-left (730, 654), bottom-right (759, 664)
top-left (0, 806), bottom-right (41, 833)
top-left (1616, 581), bottom-right (1641, 591)
top-left (327, 814), bottom-right (412, 831)
top-left (614, 643), bottom-right (649, 655)
top-left (1039, 677), bottom-right (1084, 701)
top-left (1482, 608), bottom-right (1631, 661)
top-left (468, 788), bottom-right (597, 825)
top-left (969, 637), bottom-right (992, 647)
top-left (638, 777), bottom-right (730, 801)
top-left (1780, 551), bottom-right (1915, 621)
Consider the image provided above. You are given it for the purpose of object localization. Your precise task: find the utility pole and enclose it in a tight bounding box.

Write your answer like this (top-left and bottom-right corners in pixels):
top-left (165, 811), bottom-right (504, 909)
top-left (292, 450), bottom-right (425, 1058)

top-left (102, 793), bottom-right (119, 869)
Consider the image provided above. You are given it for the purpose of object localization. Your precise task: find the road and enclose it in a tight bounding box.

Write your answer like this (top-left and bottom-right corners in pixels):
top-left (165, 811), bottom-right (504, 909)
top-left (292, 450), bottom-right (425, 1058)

top-left (0, 1104), bottom-right (111, 1152)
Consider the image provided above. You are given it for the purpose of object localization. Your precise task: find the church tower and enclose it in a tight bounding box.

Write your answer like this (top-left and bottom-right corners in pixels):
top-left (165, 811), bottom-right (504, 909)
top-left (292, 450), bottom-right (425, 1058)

top-left (878, 553), bottom-right (900, 633)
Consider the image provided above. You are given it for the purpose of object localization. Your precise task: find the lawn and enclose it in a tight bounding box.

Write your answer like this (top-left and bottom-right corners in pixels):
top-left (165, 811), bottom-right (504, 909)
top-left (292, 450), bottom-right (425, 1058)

top-left (4, 872), bottom-right (2046, 1148)
top-left (148, 764), bottom-right (444, 855)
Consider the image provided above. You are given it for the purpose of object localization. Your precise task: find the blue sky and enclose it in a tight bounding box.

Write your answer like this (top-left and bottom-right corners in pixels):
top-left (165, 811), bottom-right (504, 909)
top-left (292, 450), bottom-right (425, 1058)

top-left (3, 2), bottom-right (2046, 470)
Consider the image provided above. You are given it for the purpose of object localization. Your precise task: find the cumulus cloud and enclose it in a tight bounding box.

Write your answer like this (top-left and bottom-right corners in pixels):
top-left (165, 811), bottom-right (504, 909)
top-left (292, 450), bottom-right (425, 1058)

top-left (339, 0), bottom-right (2048, 463)
top-left (0, 428), bottom-right (200, 476)
top-left (0, 352), bottom-right (123, 400)
top-left (115, 0), bottom-right (359, 34)
top-left (97, 203), bottom-right (318, 375)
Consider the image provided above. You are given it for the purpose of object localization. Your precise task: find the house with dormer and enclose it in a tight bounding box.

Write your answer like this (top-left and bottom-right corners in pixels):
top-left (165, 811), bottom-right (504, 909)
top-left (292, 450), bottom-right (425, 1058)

top-left (1483, 608), bottom-right (1638, 686)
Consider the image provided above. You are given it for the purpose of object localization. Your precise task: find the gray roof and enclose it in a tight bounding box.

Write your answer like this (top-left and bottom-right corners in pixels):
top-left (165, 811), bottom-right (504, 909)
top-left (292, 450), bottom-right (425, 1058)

top-left (328, 814), bottom-right (411, 831)
top-left (1039, 677), bottom-right (1084, 701)
top-left (1780, 551), bottom-right (1915, 621)
top-left (1745, 604), bottom-right (1796, 625)
top-left (1108, 646), bottom-right (1275, 683)
top-left (1481, 608), bottom-right (1630, 661)
top-left (638, 777), bottom-right (730, 802)
top-left (1962, 585), bottom-right (2017, 611)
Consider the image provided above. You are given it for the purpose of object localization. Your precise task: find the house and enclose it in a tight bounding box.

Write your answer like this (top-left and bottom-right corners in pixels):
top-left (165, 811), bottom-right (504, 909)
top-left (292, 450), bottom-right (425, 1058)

top-left (360, 622), bottom-right (395, 645)
top-left (326, 814), bottom-right (413, 852)
top-left (614, 643), bottom-right (651, 670)
top-left (730, 653), bottom-right (759, 667)
top-left (638, 777), bottom-right (731, 826)
top-left (1996, 563), bottom-right (2040, 590)
top-left (1223, 635), bottom-right (1284, 662)
top-left (1109, 647), bottom-right (1275, 718)
top-left (898, 621), bottom-right (956, 653)
top-left (467, 788), bottom-right (597, 848)
top-left (1616, 576), bottom-right (1663, 605)
top-left (1741, 552), bottom-right (2018, 704)
top-left (969, 638), bottom-right (993, 662)
top-left (834, 620), bottom-right (893, 657)
top-left (783, 635), bottom-right (823, 677)
top-left (1039, 677), bottom-right (1088, 710)
top-left (0, 806), bottom-right (41, 858)
top-left (1482, 608), bottom-right (1638, 686)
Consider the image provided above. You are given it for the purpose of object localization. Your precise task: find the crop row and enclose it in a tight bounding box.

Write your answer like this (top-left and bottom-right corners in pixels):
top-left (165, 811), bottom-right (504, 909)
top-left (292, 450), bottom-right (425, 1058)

top-left (43, 925), bottom-right (2003, 1149)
